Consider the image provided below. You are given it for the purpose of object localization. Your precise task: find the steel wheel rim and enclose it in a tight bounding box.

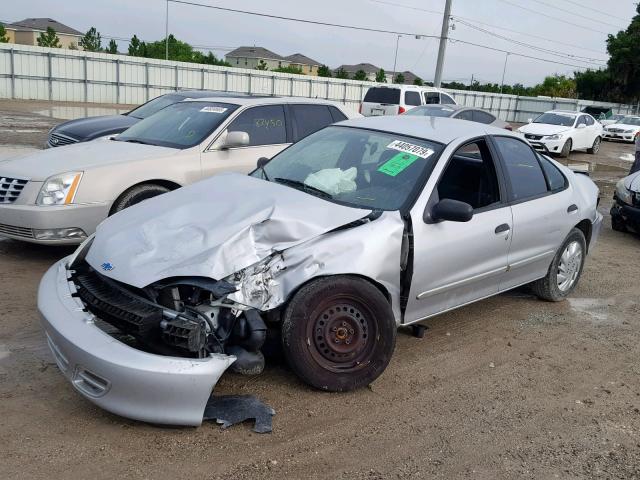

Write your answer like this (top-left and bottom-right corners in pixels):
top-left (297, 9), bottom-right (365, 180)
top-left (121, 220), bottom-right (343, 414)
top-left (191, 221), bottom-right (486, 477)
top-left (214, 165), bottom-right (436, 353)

top-left (307, 296), bottom-right (377, 373)
top-left (557, 240), bottom-right (583, 292)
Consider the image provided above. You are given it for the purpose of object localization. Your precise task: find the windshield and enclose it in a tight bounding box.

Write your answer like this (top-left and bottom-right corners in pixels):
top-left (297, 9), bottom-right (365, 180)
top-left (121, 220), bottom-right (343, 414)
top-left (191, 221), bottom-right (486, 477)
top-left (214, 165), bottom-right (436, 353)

top-left (612, 114), bottom-right (625, 121)
top-left (617, 116), bottom-right (640, 126)
top-left (253, 126), bottom-right (443, 211)
top-left (533, 112), bottom-right (576, 127)
top-left (405, 106), bottom-right (456, 118)
top-left (127, 94), bottom-right (185, 120)
top-left (117, 101), bottom-right (238, 149)
top-left (363, 87), bottom-right (401, 105)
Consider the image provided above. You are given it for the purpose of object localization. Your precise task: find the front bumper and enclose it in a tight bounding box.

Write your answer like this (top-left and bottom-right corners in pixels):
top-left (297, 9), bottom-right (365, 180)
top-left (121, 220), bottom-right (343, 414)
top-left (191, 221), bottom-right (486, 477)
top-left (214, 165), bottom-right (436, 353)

top-left (602, 132), bottom-right (635, 142)
top-left (611, 198), bottom-right (640, 229)
top-left (0, 201), bottom-right (111, 245)
top-left (38, 259), bottom-right (235, 426)
top-left (526, 138), bottom-right (566, 154)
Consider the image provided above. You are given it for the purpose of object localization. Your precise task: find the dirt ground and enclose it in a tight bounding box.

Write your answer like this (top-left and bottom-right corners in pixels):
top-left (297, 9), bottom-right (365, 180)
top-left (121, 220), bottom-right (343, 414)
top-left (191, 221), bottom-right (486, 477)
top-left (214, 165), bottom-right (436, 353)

top-left (1, 101), bottom-right (639, 480)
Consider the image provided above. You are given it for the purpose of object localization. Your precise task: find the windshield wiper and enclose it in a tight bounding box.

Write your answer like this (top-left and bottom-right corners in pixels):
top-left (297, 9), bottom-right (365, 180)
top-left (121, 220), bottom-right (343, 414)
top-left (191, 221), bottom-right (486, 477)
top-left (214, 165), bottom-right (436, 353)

top-left (121, 139), bottom-right (152, 145)
top-left (273, 177), bottom-right (333, 199)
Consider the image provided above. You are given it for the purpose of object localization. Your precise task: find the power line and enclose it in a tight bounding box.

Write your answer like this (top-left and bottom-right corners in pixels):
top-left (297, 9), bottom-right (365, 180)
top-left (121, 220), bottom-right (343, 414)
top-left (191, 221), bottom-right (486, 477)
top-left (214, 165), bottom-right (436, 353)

top-left (525, 0), bottom-right (626, 30)
top-left (496, 0), bottom-right (611, 35)
top-left (557, 0), bottom-right (630, 23)
top-left (369, 0), bottom-right (442, 15)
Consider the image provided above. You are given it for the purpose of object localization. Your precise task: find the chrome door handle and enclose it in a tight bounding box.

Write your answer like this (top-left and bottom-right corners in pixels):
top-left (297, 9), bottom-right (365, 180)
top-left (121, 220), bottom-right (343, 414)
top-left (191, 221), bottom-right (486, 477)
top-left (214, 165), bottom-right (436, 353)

top-left (495, 223), bottom-right (510, 234)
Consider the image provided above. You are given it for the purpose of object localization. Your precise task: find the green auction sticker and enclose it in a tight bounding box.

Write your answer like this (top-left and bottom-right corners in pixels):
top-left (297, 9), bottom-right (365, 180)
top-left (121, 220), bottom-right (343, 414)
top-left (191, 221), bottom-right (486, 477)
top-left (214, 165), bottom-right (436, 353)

top-left (378, 152), bottom-right (419, 177)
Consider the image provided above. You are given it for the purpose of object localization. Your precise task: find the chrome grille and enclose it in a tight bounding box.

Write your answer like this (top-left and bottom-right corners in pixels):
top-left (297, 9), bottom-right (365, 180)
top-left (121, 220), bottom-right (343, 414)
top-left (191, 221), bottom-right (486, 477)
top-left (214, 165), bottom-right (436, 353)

top-left (607, 128), bottom-right (624, 133)
top-left (48, 132), bottom-right (79, 148)
top-left (0, 223), bottom-right (34, 239)
top-left (0, 176), bottom-right (28, 204)
top-left (525, 134), bottom-right (543, 141)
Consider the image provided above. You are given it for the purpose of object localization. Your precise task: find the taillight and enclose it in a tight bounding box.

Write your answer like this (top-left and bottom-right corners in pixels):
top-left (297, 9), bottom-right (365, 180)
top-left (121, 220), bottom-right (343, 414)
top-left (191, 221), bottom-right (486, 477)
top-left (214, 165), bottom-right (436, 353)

top-left (359, 104), bottom-right (363, 114)
top-left (505, 124), bottom-right (513, 131)
top-left (398, 106), bottom-right (406, 114)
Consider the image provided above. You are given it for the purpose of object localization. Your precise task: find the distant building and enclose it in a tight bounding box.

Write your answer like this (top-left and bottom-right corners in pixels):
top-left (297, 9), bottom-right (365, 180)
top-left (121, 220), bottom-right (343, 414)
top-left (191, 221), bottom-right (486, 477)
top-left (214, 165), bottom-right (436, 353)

top-left (284, 53), bottom-right (322, 76)
top-left (225, 46), bottom-right (286, 71)
top-left (3, 18), bottom-right (83, 49)
top-left (335, 63), bottom-right (421, 84)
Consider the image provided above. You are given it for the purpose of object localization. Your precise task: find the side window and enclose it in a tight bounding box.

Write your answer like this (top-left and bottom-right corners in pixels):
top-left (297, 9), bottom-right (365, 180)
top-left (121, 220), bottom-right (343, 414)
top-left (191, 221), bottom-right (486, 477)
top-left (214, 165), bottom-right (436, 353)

top-left (226, 105), bottom-right (286, 146)
top-left (577, 115), bottom-right (587, 126)
top-left (538, 154), bottom-right (567, 191)
top-left (329, 106), bottom-right (348, 122)
top-left (493, 137), bottom-right (548, 201)
top-left (290, 105), bottom-right (334, 141)
top-left (425, 92), bottom-right (440, 104)
top-left (405, 91), bottom-right (421, 106)
top-left (441, 94), bottom-right (456, 105)
top-left (438, 140), bottom-right (501, 210)
top-left (585, 115), bottom-right (595, 126)
top-left (455, 110), bottom-right (474, 121)
top-left (472, 110), bottom-right (496, 124)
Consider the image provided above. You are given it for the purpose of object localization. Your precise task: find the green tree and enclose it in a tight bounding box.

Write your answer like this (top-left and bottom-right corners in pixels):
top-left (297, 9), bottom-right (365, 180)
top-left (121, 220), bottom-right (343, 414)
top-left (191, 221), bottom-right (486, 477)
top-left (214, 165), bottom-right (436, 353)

top-left (37, 27), bottom-right (61, 48)
top-left (605, 5), bottom-right (640, 103)
top-left (273, 65), bottom-right (304, 75)
top-left (0, 24), bottom-right (9, 43)
top-left (413, 77), bottom-right (424, 86)
top-left (575, 69), bottom-right (611, 101)
top-left (334, 67), bottom-right (349, 79)
top-left (375, 68), bottom-right (387, 83)
top-left (106, 39), bottom-right (118, 54)
top-left (353, 69), bottom-right (367, 81)
top-left (534, 74), bottom-right (577, 98)
top-left (255, 59), bottom-right (268, 70)
top-left (128, 35), bottom-right (144, 56)
top-left (394, 73), bottom-right (405, 84)
top-left (79, 27), bottom-right (102, 52)
top-left (317, 65), bottom-right (332, 77)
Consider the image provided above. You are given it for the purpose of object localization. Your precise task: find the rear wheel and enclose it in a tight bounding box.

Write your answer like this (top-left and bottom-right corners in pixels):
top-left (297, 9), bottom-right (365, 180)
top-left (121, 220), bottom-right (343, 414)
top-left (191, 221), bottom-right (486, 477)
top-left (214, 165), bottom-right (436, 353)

top-left (281, 276), bottom-right (396, 392)
top-left (110, 184), bottom-right (170, 214)
top-left (559, 138), bottom-right (572, 158)
top-left (531, 228), bottom-right (586, 302)
top-left (587, 136), bottom-right (601, 154)
top-left (611, 214), bottom-right (627, 232)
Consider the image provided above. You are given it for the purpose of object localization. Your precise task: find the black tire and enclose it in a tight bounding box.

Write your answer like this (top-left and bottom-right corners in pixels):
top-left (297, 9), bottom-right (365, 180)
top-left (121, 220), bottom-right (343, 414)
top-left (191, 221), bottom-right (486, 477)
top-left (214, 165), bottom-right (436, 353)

top-left (281, 276), bottom-right (396, 392)
top-left (110, 184), bottom-right (170, 214)
top-left (559, 138), bottom-right (572, 158)
top-left (531, 228), bottom-right (586, 302)
top-left (587, 136), bottom-right (601, 154)
top-left (611, 214), bottom-right (627, 233)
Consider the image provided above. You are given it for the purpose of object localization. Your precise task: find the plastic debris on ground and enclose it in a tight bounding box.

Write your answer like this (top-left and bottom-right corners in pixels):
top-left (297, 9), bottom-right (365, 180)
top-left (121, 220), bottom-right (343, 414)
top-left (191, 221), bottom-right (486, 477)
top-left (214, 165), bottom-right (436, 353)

top-left (203, 395), bottom-right (275, 433)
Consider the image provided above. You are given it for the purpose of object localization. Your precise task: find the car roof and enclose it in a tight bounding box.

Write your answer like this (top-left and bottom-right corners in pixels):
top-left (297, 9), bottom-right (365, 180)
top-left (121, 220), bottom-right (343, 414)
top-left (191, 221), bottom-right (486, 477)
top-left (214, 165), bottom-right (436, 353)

top-left (337, 116), bottom-right (516, 144)
top-left (546, 110), bottom-right (579, 115)
top-left (182, 96), bottom-right (347, 107)
top-left (174, 90), bottom-right (260, 98)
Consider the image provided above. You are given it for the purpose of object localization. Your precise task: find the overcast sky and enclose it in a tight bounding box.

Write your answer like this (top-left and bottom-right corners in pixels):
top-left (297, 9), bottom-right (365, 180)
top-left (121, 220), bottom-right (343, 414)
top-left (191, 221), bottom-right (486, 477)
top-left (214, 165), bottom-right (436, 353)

top-left (3, 0), bottom-right (637, 85)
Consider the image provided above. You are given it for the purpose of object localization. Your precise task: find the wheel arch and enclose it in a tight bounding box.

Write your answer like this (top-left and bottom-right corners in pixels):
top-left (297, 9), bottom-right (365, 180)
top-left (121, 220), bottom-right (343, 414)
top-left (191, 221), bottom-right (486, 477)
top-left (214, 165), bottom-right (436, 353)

top-left (109, 179), bottom-right (182, 215)
top-left (574, 219), bottom-right (592, 253)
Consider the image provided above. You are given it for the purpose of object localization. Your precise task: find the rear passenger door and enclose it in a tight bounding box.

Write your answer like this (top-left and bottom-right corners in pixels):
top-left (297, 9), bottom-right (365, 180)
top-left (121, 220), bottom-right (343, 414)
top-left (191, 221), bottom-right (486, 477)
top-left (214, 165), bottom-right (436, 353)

top-left (491, 136), bottom-right (574, 290)
top-left (201, 104), bottom-right (290, 178)
top-left (289, 104), bottom-right (338, 142)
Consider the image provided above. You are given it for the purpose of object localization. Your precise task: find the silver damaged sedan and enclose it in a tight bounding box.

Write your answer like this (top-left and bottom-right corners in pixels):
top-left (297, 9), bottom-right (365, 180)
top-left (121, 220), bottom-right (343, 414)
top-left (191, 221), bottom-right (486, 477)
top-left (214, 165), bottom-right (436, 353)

top-left (38, 116), bottom-right (603, 425)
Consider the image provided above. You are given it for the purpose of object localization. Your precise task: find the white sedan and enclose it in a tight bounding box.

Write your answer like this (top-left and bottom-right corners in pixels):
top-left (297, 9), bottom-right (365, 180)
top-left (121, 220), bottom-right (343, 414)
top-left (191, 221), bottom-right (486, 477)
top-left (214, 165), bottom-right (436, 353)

top-left (602, 115), bottom-right (640, 143)
top-left (518, 110), bottom-right (602, 158)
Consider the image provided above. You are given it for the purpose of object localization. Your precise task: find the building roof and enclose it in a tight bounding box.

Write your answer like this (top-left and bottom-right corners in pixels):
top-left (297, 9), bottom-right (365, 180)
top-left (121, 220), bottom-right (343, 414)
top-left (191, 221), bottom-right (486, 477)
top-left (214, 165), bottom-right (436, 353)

top-left (226, 46), bottom-right (284, 61)
top-left (284, 53), bottom-right (322, 66)
top-left (336, 63), bottom-right (381, 74)
top-left (7, 18), bottom-right (82, 36)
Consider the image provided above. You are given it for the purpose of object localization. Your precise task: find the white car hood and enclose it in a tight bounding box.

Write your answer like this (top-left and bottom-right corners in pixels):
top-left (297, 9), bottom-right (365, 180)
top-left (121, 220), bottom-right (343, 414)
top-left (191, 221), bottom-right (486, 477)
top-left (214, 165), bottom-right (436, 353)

top-left (86, 173), bottom-right (372, 288)
top-left (519, 123), bottom-right (572, 136)
top-left (0, 139), bottom-right (176, 181)
top-left (606, 123), bottom-right (640, 131)
top-left (624, 171), bottom-right (640, 192)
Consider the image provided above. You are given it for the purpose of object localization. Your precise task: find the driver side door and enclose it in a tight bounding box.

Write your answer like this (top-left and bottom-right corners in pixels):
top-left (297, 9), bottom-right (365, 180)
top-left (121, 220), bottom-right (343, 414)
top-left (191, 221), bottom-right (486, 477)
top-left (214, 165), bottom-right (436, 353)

top-left (404, 139), bottom-right (512, 323)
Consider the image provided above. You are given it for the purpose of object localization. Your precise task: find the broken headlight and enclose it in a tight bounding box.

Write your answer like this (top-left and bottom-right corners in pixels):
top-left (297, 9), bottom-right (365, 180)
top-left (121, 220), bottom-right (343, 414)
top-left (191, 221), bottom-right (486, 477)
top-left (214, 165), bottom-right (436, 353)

top-left (225, 255), bottom-right (286, 310)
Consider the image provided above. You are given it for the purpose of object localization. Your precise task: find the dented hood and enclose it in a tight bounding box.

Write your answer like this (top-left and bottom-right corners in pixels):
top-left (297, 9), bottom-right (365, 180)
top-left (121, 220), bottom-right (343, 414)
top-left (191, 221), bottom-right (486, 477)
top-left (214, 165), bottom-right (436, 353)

top-left (86, 173), bottom-right (371, 288)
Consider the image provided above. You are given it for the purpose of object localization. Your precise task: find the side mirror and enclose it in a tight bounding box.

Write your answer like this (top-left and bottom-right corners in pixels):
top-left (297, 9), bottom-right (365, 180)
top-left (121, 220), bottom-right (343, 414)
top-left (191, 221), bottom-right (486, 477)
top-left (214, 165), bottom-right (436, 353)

top-left (256, 157), bottom-right (270, 169)
top-left (431, 199), bottom-right (474, 223)
top-left (222, 131), bottom-right (250, 149)
top-left (577, 124), bottom-right (586, 129)
top-left (527, 118), bottom-right (533, 123)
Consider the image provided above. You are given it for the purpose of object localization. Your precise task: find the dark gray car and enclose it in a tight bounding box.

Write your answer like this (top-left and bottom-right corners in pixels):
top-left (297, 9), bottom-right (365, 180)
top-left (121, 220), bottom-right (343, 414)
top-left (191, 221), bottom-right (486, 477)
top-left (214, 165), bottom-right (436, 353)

top-left (404, 104), bottom-right (512, 130)
top-left (46, 90), bottom-right (253, 148)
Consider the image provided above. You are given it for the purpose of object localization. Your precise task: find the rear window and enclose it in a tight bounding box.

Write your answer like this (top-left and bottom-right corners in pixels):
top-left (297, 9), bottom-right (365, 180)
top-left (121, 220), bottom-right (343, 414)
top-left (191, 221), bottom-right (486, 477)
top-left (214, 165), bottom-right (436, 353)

top-left (405, 91), bottom-right (422, 106)
top-left (290, 104), bottom-right (334, 141)
top-left (363, 87), bottom-right (401, 105)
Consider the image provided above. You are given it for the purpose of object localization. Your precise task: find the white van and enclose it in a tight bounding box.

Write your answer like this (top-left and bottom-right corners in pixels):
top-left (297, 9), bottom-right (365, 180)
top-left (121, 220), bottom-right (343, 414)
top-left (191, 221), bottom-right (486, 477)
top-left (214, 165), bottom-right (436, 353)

top-left (360, 85), bottom-right (457, 116)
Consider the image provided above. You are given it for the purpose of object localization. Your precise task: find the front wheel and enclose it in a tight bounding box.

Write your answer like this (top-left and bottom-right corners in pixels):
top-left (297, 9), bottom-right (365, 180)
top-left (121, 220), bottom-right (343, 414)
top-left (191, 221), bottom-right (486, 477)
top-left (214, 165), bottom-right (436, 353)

top-left (281, 276), bottom-right (396, 392)
top-left (531, 228), bottom-right (586, 302)
top-left (587, 136), bottom-right (601, 154)
top-left (559, 138), bottom-right (572, 158)
top-left (110, 184), bottom-right (170, 214)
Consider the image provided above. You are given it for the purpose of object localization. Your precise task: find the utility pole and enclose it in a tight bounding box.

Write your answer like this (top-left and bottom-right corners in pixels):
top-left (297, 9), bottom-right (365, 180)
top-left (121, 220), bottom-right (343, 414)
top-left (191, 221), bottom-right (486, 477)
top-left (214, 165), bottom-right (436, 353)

top-left (165, 0), bottom-right (169, 60)
top-left (470, 73), bottom-right (474, 90)
top-left (434, 0), bottom-right (453, 88)
top-left (393, 35), bottom-right (401, 80)
top-left (500, 52), bottom-right (509, 94)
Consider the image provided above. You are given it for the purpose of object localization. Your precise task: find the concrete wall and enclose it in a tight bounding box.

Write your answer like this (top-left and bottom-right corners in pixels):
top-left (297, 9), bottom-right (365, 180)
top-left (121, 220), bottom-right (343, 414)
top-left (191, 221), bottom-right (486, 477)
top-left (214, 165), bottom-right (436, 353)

top-left (0, 43), bottom-right (637, 121)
